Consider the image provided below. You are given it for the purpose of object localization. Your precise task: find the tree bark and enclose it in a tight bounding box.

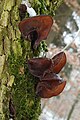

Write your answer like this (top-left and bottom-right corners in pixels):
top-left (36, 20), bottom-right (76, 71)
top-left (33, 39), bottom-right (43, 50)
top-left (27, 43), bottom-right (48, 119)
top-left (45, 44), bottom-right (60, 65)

top-left (0, 0), bottom-right (64, 120)
top-left (0, 0), bottom-right (41, 119)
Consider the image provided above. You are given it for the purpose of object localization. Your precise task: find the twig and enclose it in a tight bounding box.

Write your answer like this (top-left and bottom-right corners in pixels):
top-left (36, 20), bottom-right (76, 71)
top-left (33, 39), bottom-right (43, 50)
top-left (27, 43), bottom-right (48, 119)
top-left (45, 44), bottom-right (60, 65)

top-left (62, 37), bottom-right (75, 52)
top-left (62, 30), bottom-right (80, 51)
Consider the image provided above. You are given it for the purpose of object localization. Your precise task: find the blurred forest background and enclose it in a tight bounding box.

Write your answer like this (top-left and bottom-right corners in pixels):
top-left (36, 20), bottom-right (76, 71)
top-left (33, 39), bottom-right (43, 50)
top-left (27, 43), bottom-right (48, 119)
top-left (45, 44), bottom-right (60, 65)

top-left (40, 0), bottom-right (80, 120)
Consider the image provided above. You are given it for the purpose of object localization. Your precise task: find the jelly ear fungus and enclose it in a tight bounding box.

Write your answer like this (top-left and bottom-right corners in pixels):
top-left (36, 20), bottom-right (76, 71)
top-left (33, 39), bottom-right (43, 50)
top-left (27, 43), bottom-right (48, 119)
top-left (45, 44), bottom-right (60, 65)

top-left (19, 15), bottom-right (53, 51)
top-left (27, 58), bottom-right (52, 78)
top-left (51, 51), bottom-right (67, 73)
top-left (28, 52), bottom-right (66, 78)
top-left (28, 52), bottom-right (67, 98)
top-left (36, 80), bottom-right (66, 98)
top-left (36, 72), bottom-right (66, 98)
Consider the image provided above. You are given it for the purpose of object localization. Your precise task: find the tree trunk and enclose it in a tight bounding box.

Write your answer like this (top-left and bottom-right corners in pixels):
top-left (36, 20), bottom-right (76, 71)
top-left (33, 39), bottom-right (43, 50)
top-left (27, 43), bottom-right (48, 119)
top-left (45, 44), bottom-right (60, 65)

top-left (0, 0), bottom-right (63, 120)
top-left (0, 0), bottom-right (41, 119)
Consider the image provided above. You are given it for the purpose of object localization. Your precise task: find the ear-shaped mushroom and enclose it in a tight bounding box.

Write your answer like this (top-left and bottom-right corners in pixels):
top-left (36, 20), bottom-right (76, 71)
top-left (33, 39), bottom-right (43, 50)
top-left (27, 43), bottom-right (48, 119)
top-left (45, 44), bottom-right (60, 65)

top-left (36, 72), bottom-right (66, 98)
top-left (36, 81), bottom-right (66, 98)
top-left (28, 52), bottom-right (66, 78)
top-left (28, 58), bottom-right (52, 77)
top-left (19, 15), bottom-right (53, 50)
top-left (51, 52), bottom-right (66, 73)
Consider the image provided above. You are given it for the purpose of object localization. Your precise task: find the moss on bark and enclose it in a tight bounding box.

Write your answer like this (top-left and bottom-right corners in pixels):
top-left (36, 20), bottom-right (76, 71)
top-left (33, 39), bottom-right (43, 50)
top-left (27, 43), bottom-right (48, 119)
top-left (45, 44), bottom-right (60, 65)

top-left (0, 0), bottom-right (63, 119)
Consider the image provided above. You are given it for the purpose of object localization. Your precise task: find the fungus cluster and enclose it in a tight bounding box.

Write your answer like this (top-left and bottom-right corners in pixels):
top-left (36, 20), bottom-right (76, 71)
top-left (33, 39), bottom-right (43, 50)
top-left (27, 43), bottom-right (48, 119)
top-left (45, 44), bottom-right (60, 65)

top-left (28, 52), bottom-right (66, 98)
top-left (19, 15), bottom-right (67, 98)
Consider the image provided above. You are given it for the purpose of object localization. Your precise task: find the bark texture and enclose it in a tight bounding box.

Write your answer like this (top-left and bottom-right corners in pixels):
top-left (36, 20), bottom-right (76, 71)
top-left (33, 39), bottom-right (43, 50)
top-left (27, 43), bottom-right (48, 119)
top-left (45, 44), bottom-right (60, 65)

top-left (0, 0), bottom-right (63, 120)
top-left (0, 0), bottom-right (40, 119)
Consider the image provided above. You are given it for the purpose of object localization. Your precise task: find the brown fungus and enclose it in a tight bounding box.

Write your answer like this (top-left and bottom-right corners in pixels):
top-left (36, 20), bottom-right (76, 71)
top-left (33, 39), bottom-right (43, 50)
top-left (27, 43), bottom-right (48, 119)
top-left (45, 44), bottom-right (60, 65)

top-left (28, 52), bottom-right (67, 98)
top-left (19, 15), bottom-right (53, 50)
top-left (51, 51), bottom-right (67, 74)
top-left (36, 72), bottom-right (66, 98)
top-left (28, 52), bottom-right (66, 78)
top-left (19, 4), bottom-right (27, 20)
top-left (28, 58), bottom-right (52, 78)
top-left (36, 80), bottom-right (66, 98)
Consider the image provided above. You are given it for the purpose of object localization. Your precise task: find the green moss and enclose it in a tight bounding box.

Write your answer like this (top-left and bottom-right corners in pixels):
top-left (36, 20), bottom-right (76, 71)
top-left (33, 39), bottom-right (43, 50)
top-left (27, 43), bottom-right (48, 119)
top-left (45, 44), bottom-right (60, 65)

top-left (0, 0), bottom-right (4, 17)
top-left (30, 0), bottom-right (64, 15)
top-left (7, 31), bottom-right (49, 120)
top-left (0, 27), bottom-right (3, 55)
top-left (7, 34), bottom-right (42, 119)
top-left (0, 55), bottom-right (5, 78)
top-left (4, 36), bottom-right (11, 56)
top-left (8, 24), bottom-right (16, 40)
top-left (0, 11), bottom-right (9, 27)
top-left (7, 50), bottom-right (41, 120)
top-left (4, 0), bottom-right (15, 11)
top-left (7, 40), bottom-right (48, 120)
top-left (12, 5), bottom-right (20, 21)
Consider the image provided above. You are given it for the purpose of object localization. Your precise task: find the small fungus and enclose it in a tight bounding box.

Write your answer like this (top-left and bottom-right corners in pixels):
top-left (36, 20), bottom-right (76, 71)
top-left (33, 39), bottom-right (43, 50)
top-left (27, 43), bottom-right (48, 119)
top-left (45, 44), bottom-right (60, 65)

top-left (28, 58), bottom-right (52, 77)
top-left (19, 4), bottom-right (27, 20)
top-left (36, 79), bottom-right (66, 98)
top-left (19, 15), bottom-right (53, 50)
